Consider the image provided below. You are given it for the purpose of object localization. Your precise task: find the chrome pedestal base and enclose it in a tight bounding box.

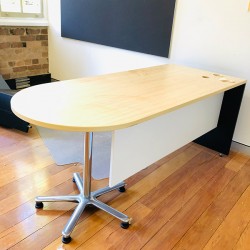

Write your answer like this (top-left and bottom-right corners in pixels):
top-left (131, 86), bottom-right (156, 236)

top-left (35, 132), bottom-right (131, 243)
top-left (35, 173), bottom-right (130, 240)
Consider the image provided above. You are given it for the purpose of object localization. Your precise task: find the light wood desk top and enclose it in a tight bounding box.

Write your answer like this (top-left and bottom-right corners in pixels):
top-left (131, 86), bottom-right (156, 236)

top-left (11, 64), bottom-right (246, 132)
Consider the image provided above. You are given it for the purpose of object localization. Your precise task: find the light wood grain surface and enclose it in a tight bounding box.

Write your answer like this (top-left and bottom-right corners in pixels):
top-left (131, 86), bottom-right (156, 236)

top-left (11, 64), bottom-right (246, 132)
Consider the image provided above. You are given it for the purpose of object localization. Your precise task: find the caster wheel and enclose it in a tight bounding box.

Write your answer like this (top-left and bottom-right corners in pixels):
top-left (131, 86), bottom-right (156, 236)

top-left (62, 236), bottom-right (72, 244)
top-left (35, 202), bottom-right (43, 209)
top-left (120, 221), bottom-right (130, 229)
top-left (72, 177), bottom-right (76, 183)
top-left (119, 186), bottom-right (126, 193)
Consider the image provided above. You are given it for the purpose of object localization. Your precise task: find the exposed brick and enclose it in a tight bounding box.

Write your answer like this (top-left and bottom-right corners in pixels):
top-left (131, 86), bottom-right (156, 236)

top-left (27, 41), bottom-right (42, 48)
top-left (0, 67), bottom-right (11, 74)
top-left (26, 28), bottom-right (41, 35)
top-left (0, 28), bottom-right (10, 35)
top-left (41, 46), bottom-right (48, 52)
top-left (0, 42), bottom-right (10, 49)
top-left (32, 59), bottom-right (39, 64)
top-left (0, 61), bottom-right (8, 68)
top-left (12, 71), bottom-right (29, 78)
top-left (16, 60), bottom-right (25, 67)
top-left (20, 35), bottom-right (36, 41)
top-left (13, 66), bottom-right (27, 72)
top-left (41, 41), bottom-right (48, 46)
top-left (1, 35), bottom-right (20, 42)
top-left (41, 29), bottom-right (48, 35)
top-left (0, 26), bottom-right (48, 79)
top-left (11, 42), bottom-right (26, 48)
top-left (28, 64), bottom-right (41, 70)
top-left (2, 74), bottom-right (10, 80)
top-left (10, 28), bottom-right (25, 36)
top-left (0, 51), bottom-right (9, 61)
top-left (24, 59), bottom-right (32, 65)
top-left (36, 35), bottom-right (48, 41)
top-left (42, 64), bottom-right (49, 69)
top-left (8, 61), bottom-right (16, 67)
top-left (28, 69), bottom-right (41, 76)
top-left (15, 48), bottom-right (23, 54)
top-left (39, 58), bottom-right (48, 64)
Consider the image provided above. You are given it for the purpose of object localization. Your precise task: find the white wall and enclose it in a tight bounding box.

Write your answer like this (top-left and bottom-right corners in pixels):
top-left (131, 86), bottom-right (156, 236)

top-left (47, 0), bottom-right (250, 146)
top-left (170, 0), bottom-right (250, 146)
top-left (47, 0), bottom-right (168, 79)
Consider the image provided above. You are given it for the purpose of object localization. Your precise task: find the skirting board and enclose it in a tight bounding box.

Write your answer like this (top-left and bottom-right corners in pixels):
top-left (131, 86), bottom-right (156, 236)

top-left (231, 141), bottom-right (250, 156)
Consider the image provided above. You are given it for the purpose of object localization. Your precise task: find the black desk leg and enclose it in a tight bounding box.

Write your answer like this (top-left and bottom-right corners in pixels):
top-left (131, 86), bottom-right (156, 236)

top-left (194, 84), bottom-right (246, 155)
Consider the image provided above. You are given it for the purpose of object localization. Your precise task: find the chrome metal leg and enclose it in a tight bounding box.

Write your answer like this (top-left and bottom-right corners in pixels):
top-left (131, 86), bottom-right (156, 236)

top-left (92, 181), bottom-right (126, 198)
top-left (91, 198), bottom-right (130, 223)
top-left (62, 198), bottom-right (89, 238)
top-left (35, 132), bottom-right (131, 244)
top-left (83, 132), bottom-right (93, 197)
top-left (35, 195), bottom-right (80, 203)
top-left (73, 172), bottom-right (83, 194)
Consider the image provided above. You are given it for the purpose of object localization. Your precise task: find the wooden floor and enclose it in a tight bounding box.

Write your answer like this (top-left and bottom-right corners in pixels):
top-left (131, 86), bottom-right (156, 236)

top-left (1, 126), bottom-right (250, 250)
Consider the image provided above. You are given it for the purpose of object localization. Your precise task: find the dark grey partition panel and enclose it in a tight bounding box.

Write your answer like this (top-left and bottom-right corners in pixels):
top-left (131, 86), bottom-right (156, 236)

top-left (61, 0), bottom-right (176, 57)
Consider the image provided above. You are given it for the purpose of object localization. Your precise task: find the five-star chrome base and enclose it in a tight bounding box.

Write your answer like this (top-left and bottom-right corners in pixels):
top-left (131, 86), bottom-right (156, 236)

top-left (35, 132), bottom-right (131, 244)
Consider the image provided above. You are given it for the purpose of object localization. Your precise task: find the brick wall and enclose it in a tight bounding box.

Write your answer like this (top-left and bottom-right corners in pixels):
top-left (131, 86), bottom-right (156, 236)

top-left (0, 26), bottom-right (49, 80)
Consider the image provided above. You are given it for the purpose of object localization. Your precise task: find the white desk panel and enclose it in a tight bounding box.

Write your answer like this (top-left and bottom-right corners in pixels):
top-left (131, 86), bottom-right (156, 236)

top-left (109, 93), bottom-right (223, 187)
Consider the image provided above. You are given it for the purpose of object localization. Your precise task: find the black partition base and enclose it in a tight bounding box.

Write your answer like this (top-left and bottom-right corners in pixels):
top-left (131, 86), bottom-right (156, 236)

top-left (0, 92), bottom-right (30, 132)
top-left (194, 84), bottom-right (246, 155)
top-left (0, 74), bottom-right (51, 133)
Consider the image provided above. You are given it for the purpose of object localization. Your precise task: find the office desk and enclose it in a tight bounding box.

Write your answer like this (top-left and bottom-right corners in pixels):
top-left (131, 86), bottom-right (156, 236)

top-left (11, 64), bottom-right (246, 243)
